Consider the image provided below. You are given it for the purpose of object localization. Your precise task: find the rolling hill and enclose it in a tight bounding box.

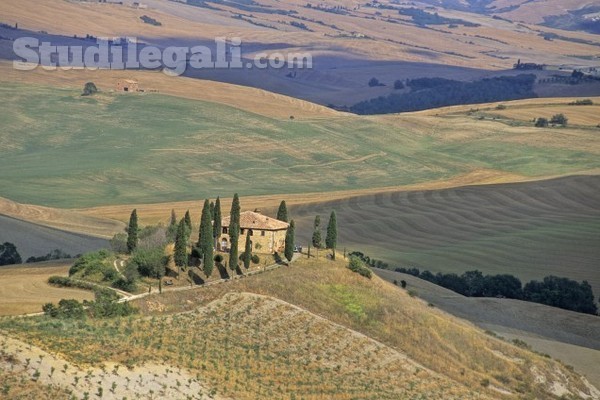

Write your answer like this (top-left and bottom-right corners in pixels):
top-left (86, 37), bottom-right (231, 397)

top-left (1, 0), bottom-right (599, 106)
top-left (0, 80), bottom-right (598, 208)
top-left (1, 256), bottom-right (598, 398)
top-left (291, 175), bottom-right (600, 298)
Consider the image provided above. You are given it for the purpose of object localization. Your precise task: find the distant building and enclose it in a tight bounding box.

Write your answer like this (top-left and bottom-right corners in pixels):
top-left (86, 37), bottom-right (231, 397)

top-left (116, 79), bottom-right (139, 92)
top-left (218, 211), bottom-right (289, 254)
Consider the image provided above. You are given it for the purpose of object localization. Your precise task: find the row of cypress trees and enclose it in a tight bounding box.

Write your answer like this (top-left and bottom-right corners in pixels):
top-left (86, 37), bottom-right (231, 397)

top-left (125, 197), bottom-right (338, 279)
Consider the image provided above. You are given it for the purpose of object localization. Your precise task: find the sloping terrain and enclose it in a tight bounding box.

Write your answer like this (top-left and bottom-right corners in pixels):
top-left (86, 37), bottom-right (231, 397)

top-left (374, 268), bottom-right (600, 385)
top-left (1, 0), bottom-right (599, 106)
top-left (0, 262), bottom-right (94, 315)
top-left (0, 215), bottom-right (108, 260)
top-left (1, 83), bottom-right (598, 208)
top-left (291, 175), bottom-right (600, 297)
top-left (1, 257), bottom-right (598, 398)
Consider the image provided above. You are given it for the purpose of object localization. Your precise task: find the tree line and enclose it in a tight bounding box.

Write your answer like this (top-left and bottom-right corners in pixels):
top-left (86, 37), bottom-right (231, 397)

top-left (350, 252), bottom-right (598, 315)
top-left (344, 74), bottom-right (537, 114)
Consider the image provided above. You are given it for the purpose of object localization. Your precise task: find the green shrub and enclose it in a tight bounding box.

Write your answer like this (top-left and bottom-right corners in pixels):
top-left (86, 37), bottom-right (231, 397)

top-left (347, 256), bottom-right (372, 279)
top-left (69, 250), bottom-right (112, 276)
top-left (535, 117), bottom-right (548, 127)
top-left (112, 277), bottom-right (137, 292)
top-left (251, 254), bottom-right (260, 264)
top-left (48, 276), bottom-right (95, 291)
top-left (214, 254), bottom-right (224, 263)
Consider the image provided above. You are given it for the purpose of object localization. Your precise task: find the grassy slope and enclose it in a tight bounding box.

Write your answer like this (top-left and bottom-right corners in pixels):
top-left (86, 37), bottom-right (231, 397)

top-left (374, 268), bottom-right (600, 384)
top-left (1, 83), bottom-right (599, 208)
top-left (1, 257), bottom-right (597, 399)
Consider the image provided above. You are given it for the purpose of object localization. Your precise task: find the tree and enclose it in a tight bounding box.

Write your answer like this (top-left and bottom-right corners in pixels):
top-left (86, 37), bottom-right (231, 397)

top-left (368, 77), bottom-right (381, 87)
top-left (82, 82), bottom-right (98, 96)
top-left (312, 215), bottom-right (322, 248)
top-left (550, 113), bottom-right (568, 126)
top-left (276, 200), bottom-right (288, 222)
top-left (325, 211), bottom-right (337, 250)
top-left (128, 248), bottom-right (167, 279)
top-left (0, 242), bottom-right (22, 266)
top-left (126, 209), bottom-right (139, 253)
top-left (174, 218), bottom-right (188, 269)
top-left (166, 209), bottom-right (178, 242)
top-left (229, 222), bottom-right (239, 271)
top-left (213, 197), bottom-right (222, 242)
top-left (535, 117), bottom-right (548, 127)
top-left (243, 233), bottom-right (252, 269)
top-left (228, 194), bottom-right (241, 271)
top-left (184, 210), bottom-right (192, 237)
top-left (198, 199), bottom-right (214, 277)
top-left (284, 220), bottom-right (295, 262)
top-left (209, 201), bottom-right (215, 220)
top-left (230, 193), bottom-right (241, 228)
top-left (393, 80), bottom-right (405, 90)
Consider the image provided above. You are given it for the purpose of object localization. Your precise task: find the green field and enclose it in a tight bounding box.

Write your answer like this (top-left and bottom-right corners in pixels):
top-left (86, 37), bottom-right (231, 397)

top-left (1, 83), bottom-right (599, 208)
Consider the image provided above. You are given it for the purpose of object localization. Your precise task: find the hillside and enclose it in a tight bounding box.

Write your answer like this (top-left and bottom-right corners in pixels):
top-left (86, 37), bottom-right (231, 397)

top-left (1, 256), bottom-right (598, 399)
top-left (1, 82), bottom-right (598, 208)
top-left (291, 175), bottom-right (600, 298)
top-left (0, 215), bottom-right (108, 260)
top-left (374, 268), bottom-right (600, 385)
top-left (1, 0), bottom-right (599, 106)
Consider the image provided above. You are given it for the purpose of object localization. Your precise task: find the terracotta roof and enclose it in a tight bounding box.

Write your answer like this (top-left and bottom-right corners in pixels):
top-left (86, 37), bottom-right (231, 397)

top-left (120, 79), bottom-right (138, 84)
top-left (222, 211), bottom-right (289, 231)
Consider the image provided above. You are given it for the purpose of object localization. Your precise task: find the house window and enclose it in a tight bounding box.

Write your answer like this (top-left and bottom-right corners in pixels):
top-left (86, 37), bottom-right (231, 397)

top-left (248, 229), bottom-right (253, 236)
top-left (261, 230), bottom-right (265, 236)
top-left (222, 227), bottom-right (228, 234)
top-left (241, 228), bottom-right (245, 234)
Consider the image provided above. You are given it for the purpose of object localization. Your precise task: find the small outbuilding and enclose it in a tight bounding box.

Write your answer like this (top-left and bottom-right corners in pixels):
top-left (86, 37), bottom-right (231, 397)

top-left (116, 79), bottom-right (139, 92)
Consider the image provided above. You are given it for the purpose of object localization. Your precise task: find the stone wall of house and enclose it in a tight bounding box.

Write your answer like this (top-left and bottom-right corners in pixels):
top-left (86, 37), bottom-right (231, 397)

top-left (217, 228), bottom-right (287, 254)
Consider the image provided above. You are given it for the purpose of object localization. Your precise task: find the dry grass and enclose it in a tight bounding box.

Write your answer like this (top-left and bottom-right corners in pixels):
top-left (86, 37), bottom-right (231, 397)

top-left (0, 262), bottom-right (94, 316)
top-left (1, 0), bottom-right (599, 73)
top-left (0, 62), bottom-right (339, 120)
top-left (75, 168), bottom-right (528, 226)
top-left (1, 257), bottom-right (598, 398)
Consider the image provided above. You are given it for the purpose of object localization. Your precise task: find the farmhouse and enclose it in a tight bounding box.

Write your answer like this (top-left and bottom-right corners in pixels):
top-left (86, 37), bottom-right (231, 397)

top-left (218, 211), bottom-right (289, 254)
top-left (116, 79), bottom-right (139, 92)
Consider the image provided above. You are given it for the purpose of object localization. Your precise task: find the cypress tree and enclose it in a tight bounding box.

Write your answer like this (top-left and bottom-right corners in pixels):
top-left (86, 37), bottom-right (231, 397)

top-left (243, 233), bottom-right (251, 269)
top-left (213, 197), bottom-right (222, 241)
top-left (184, 210), bottom-right (192, 232)
top-left (230, 193), bottom-right (241, 228)
top-left (169, 209), bottom-right (177, 227)
top-left (285, 219), bottom-right (295, 262)
top-left (325, 211), bottom-right (337, 250)
top-left (312, 215), bottom-right (322, 248)
top-left (166, 209), bottom-right (178, 242)
top-left (174, 218), bottom-right (188, 268)
top-left (229, 222), bottom-right (239, 271)
top-left (199, 199), bottom-right (214, 277)
top-left (209, 201), bottom-right (215, 221)
top-left (276, 200), bottom-right (288, 222)
top-left (126, 209), bottom-right (138, 253)
top-left (228, 194), bottom-right (241, 271)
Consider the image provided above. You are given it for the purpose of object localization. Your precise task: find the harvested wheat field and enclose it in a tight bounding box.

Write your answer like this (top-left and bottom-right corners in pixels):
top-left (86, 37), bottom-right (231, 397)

top-left (291, 175), bottom-right (600, 297)
top-left (0, 262), bottom-right (94, 316)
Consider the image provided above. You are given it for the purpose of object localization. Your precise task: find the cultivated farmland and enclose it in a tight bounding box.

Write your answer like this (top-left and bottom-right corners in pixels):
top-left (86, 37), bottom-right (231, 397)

top-left (291, 175), bottom-right (600, 297)
top-left (0, 262), bottom-right (94, 315)
top-left (1, 84), bottom-right (599, 208)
